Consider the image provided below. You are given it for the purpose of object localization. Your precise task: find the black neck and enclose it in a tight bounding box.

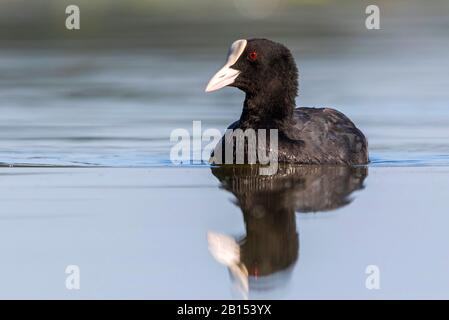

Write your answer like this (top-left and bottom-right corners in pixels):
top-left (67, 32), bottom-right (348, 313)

top-left (239, 89), bottom-right (296, 129)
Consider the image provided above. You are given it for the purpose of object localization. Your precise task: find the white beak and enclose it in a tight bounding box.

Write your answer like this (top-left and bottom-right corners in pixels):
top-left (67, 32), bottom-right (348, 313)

top-left (205, 39), bottom-right (247, 92)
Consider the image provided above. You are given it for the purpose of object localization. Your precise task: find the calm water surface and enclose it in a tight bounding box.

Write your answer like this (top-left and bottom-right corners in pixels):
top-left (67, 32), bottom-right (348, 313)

top-left (0, 2), bottom-right (449, 298)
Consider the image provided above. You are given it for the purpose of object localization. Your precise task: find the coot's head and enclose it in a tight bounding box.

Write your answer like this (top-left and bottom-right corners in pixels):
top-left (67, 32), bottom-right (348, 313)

top-left (205, 38), bottom-right (298, 99)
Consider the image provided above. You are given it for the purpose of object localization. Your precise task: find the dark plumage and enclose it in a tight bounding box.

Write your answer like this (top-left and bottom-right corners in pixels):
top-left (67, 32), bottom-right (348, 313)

top-left (206, 38), bottom-right (369, 165)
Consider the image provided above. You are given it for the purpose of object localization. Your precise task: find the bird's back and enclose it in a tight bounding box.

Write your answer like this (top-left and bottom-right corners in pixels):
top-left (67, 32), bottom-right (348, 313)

top-left (278, 107), bottom-right (369, 165)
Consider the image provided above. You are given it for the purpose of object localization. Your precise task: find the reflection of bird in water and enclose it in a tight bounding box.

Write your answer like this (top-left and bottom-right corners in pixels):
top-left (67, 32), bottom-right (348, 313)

top-left (208, 164), bottom-right (367, 299)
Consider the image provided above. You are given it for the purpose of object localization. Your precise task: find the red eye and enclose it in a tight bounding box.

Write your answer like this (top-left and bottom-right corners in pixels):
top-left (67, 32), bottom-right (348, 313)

top-left (248, 51), bottom-right (257, 61)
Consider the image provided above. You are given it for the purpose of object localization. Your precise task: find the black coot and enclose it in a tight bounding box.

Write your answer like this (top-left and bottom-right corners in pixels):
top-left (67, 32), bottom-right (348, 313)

top-left (206, 38), bottom-right (368, 165)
